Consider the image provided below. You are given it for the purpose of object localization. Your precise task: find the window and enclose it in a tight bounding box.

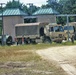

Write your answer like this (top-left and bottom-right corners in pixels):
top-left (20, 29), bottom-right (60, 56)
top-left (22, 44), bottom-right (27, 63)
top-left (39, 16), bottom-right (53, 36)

top-left (64, 26), bottom-right (74, 30)
top-left (59, 26), bottom-right (64, 32)
top-left (54, 26), bottom-right (59, 32)
top-left (49, 27), bottom-right (54, 32)
top-left (54, 26), bottom-right (64, 32)
top-left (24, 18), bottom-right (37, 23)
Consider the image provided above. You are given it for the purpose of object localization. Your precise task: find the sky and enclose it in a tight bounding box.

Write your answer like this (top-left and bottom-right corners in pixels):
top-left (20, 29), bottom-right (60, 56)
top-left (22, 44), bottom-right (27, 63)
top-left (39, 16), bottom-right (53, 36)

top-left (0, 0), bottom-right (47, 6)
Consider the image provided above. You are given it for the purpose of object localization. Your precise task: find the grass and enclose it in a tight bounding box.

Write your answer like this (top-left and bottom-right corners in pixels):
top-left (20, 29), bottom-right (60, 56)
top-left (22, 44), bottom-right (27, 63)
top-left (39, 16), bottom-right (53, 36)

top-left (0, 41), bottom-right (76, 75)
top-left (0, 41), bottom-right (76, 51)
top-left (0, 44), bottom-right (51, 51)
top-left (0, 43), bottom-right (69, 75)
top-left (0, 52), bottom-right (67, 75)
top-left (0, 42), bottom-right (75, 62)
top-left (0, 50), bottom-right (41, 62)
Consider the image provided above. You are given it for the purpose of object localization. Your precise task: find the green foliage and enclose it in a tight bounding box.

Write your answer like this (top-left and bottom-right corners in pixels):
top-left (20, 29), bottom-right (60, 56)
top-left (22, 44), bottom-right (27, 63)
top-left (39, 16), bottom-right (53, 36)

top-left (5, 0), bottom-right (39, 16)
top-left (27, 5), bottom-right (40, 15)
top-left (44, 0), bottom-right (76, 24)
top-left (41, 0), bottom-right (64, 24)
top-left (43, 0), bottom-right (62, 13)
top-left (0, 20), bottom-right (2, 35)
top-left (57, 17), bottom-right (65, 25)
top-left (0, 27), bottom-right (1, 32)
top-left (5, 0), bottom-right (23, 8)
top-left (3, 0), bottom-right (76, 24)
top-left (59, 0), bottom-right (76, 22)
top-left (59, 0), bottom-right (68, 6)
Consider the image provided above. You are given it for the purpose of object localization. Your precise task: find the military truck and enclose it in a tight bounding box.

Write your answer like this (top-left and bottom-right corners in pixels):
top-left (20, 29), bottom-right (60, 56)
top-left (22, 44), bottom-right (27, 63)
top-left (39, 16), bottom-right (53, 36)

top-left (15, 22), bottom-right (50, 44)
top-left (68, 22), bottom-right (76, 40)
top-left (45, 23), bottom-right (75, 43)
top-left (44, 23), bottom-right (65, 43)
top-left (64, 25), bottom-right (75, 41)
top-left (15, 22), bottom-right (75, 44)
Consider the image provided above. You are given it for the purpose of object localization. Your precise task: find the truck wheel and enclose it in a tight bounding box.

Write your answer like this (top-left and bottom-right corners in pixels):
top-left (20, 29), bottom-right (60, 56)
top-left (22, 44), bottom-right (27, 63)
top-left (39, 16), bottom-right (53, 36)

top-left (56, 39), bottom-right (62, 43)
top-left (30, 39), bottom-right (36, 44)
top-left (6, 36), bottom-right (12, 46)
top-left (71, 35), bottom-right (74, 43)
top-left (43, 37), bottom-right (52, 44)
top-left (26, 38), bottom-right (31, 44)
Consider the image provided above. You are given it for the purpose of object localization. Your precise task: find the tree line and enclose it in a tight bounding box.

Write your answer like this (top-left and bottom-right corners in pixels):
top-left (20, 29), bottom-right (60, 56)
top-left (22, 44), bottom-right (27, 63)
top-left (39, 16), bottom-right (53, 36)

top-left (0, 0), bottom-right (76, 24)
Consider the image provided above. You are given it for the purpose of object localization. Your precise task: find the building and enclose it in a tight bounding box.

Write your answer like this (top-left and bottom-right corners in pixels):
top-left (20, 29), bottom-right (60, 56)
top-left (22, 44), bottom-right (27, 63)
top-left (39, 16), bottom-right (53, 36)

top-left (32, 8), bottom-right (59, 23)
top-left (0, 8), bottom-right (28, 41)
top-left (0, 7), bottom-right (59, 42)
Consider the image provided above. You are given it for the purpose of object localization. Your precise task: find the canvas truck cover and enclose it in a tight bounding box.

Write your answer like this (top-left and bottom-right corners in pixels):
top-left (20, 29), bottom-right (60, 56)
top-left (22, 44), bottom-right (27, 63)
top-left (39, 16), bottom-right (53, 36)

top-left (15, 22), bottom-right (48, 38)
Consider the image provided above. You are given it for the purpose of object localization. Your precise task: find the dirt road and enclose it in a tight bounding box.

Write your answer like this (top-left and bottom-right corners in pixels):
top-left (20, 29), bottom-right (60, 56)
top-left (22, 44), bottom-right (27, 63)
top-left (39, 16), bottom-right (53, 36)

top-left (36, 46), bottom-right (76, 75)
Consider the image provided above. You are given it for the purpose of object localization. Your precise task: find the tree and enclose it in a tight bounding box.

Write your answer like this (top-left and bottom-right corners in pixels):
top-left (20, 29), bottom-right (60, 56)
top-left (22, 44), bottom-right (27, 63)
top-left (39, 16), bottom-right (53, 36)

top-left (5, 0), bottom-right (23, 8)
top-left (46, 0), bottom-right (64, 24)
top-left (41, 0), bottom-right (62, 13)
top-left (47, 0), bottom-right (59, 10)
top-left (59, 0), bottom-right (68, 5)
top-left (47, 0), bottom-right (58, 4)
top-left (59, 0), bottom-right (76, 22)
top-left (26, 4), bottom-right (40, 15)
top-left (5, 0), bottom-right (39, 15)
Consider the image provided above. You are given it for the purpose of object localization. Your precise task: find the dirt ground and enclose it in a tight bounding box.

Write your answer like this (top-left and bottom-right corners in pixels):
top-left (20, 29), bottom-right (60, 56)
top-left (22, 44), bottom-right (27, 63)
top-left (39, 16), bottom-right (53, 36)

top-left (36, 46), bottom-right (76, 75)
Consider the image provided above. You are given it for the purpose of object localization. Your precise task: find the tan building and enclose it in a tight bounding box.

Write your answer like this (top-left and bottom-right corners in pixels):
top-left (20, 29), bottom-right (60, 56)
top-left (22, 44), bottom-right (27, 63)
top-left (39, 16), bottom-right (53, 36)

top-left (1, 8), bottom-right (28, 41)
top-left (32, 8), bottom-right (59, 23)
top-left (0, 8), bottom-right (59, 42)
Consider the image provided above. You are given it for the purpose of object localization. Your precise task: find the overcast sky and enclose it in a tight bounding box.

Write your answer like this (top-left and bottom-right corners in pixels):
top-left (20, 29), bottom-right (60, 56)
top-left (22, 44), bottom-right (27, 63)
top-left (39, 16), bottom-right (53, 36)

top-left (0, 0), bottom-right (47, 6)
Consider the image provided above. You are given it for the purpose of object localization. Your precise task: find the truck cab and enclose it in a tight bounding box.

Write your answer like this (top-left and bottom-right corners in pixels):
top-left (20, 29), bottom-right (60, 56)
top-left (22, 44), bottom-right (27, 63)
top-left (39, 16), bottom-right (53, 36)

top-left (64, 25), bottom-right (75, 41)
top-left (44, 23), bottom-right (64, 43)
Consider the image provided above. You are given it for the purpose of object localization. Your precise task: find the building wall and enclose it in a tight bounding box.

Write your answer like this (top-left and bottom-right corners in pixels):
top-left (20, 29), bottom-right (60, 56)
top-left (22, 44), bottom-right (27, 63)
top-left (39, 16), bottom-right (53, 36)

top-left (37, 15), bottom-right (56, 23)
top-left (3, 15), bottom-right (56, 42)
top-left (3, 16), bottom-right (24, 41)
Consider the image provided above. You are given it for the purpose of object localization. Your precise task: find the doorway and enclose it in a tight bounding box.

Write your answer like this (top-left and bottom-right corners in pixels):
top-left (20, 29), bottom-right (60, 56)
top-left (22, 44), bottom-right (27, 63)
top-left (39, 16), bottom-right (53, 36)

top-left (39, 27), bottom-right (44, 36)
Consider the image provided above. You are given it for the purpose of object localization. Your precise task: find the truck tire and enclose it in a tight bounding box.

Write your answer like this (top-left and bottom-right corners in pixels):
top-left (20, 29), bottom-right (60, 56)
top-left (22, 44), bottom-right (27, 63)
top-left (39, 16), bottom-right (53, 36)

top-left (43, 36), bottom-right (52, 44)
top-left (30, 39), bottom-right (36, 44)
top-left (55, 39), bottom-right (62, 43)
top-left (71, 35), bottom-right (74, 43)
top-left (6, 36), bottom-right (12, 45)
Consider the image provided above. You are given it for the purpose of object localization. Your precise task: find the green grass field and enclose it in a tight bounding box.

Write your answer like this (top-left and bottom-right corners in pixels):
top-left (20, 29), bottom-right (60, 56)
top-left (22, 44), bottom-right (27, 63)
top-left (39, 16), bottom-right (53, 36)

top-left (0, 43), bottom-right (69, 75)
top-left (0, 41), bottom-right (76, 51)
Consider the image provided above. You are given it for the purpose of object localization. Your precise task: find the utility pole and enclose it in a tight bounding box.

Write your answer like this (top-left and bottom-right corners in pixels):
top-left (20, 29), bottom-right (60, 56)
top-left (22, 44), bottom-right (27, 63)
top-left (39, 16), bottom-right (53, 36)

top-left (66, 15), bottom-right (70, 42)
top-left (0, 3), bottom-right (5, 45)
top-left (27, 3), bottom-right (33, 15)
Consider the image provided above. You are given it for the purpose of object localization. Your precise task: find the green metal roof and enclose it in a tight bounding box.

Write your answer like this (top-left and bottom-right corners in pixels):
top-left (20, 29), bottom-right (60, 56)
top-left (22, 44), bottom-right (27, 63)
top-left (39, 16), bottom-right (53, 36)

top-left (33, 8), bottom-right (59, 15)
top-left (0, 8), bottom-right (28, 16)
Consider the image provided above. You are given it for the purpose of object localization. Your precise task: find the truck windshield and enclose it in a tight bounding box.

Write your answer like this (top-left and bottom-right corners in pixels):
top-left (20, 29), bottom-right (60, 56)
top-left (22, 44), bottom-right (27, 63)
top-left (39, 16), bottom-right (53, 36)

top-left (64, 26), bottom-right (74, 30)
top-left (54, 26), bottom-right (64, 32)
top-left (49, 26), bottom-right (64, 32)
